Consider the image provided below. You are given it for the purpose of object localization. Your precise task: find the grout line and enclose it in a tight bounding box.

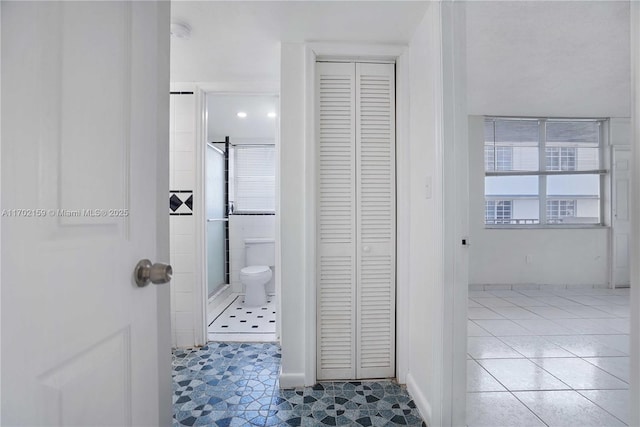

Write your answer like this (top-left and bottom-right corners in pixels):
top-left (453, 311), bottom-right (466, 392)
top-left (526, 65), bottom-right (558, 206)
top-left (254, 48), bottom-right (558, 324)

top-left (208, 294), bottom-right (240, 327)
top-left (467, 290), bottom-right (630, 426)
top-left (508, 390), bottom-right (551, 427)
top-left (576, 390), bottom-right (629, 426)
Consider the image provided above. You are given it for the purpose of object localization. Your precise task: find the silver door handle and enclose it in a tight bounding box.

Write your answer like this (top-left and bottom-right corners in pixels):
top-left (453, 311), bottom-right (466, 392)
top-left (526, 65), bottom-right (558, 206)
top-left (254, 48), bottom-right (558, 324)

top-left (207, 218), bottom-right (229, 222)
top-left (134, 259), bottom-right (172, 287)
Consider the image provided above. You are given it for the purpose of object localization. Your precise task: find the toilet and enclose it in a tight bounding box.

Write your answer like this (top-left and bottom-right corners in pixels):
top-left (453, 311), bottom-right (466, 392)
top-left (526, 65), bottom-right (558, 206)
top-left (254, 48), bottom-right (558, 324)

top-left (240, 238), bottom-right (274, 307)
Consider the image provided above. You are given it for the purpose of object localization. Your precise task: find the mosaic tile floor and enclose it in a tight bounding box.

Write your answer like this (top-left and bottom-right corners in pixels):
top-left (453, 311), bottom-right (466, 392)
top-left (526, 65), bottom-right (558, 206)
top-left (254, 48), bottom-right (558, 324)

top-left (172, 342), bottom-right (426, 426)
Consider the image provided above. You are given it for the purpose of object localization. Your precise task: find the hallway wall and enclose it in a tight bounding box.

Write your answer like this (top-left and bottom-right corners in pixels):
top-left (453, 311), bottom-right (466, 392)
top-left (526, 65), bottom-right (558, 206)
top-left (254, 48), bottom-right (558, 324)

top-left (278, 42), bottom-right (308, 388)
top-left (405, 5), bottom-right (442, 424)
top-left (278, 6), bottom-right (451, 425)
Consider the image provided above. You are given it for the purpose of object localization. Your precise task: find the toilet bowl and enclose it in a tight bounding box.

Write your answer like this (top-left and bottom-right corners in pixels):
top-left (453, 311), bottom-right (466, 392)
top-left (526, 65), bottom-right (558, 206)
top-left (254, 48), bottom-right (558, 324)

top-left (240, 265), bottom-right (271, 307)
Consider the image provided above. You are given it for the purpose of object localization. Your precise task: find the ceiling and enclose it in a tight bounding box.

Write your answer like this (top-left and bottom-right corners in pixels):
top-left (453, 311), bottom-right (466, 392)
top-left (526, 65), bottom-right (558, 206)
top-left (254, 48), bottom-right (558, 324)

top-left (170, 1), bottom-right (429, 83)
top-left (207, 94), bottom-right (278, 143)
top-left (466, 1), bottom-right (631, 118)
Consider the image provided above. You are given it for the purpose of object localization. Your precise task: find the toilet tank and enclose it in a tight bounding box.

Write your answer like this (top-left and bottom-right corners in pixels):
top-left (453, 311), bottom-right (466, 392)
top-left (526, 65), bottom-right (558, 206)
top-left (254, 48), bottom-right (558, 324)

top-left (244, 238), bottom-right (275, 266)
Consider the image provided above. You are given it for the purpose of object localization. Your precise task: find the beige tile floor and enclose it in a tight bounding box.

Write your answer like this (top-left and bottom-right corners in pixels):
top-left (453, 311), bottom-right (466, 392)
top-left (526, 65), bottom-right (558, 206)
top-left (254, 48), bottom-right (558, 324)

top-left (467, 287), bottom-right (630, 427)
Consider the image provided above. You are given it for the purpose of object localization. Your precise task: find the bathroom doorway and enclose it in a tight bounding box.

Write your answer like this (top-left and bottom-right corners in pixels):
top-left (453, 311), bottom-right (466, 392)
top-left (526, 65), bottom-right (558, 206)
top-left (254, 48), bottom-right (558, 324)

top-left (203, 93), bottom-right (279, 343)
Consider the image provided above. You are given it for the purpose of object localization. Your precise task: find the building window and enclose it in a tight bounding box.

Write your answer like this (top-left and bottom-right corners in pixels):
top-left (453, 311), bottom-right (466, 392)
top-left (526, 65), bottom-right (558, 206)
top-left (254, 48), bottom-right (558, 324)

top-left (546, 200), bottom-right (576, 223)
top-left (546, 147), bottom-right (576, 171)
top-left (485, 146), bottom-right (513, 171)
top-left (484, 118), bottom-right (605, 227)
top-left (485, 200), bottom-right (512, 225)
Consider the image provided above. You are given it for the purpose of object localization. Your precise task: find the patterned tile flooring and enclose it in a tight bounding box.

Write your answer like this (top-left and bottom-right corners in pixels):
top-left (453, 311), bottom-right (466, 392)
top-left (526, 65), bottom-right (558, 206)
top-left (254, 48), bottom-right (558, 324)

top-left (172, 342), bottom-right (426, 426)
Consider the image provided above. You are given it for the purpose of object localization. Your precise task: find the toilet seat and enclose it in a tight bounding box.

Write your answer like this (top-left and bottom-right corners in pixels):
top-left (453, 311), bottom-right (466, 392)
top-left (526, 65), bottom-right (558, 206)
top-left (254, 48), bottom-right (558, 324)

top-left (241, 265), bottom-right (270, 275)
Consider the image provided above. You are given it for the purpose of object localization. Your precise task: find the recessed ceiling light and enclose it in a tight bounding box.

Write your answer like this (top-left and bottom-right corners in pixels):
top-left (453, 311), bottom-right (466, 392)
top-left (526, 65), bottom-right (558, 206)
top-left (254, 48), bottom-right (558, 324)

top-left (237, 112), bottom-right (247, 118)
top-left (267, 112), bottom-right (277, 118)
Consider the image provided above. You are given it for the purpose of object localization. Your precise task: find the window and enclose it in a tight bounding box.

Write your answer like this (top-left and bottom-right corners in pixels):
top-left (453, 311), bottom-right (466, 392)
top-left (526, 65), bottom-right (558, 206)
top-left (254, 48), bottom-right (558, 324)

top-left (232, 144), bottom-right (275, 213)
top-left (485, 200), bottom-right (512, 225)
top-left (545, 147), bottom-right (576, 171)
top-left (485, 146), bottom-right (513, 171)
top-left (484, 118), bottom-right (605, 227)
top-left (546, 200), bottom-right (576, 223)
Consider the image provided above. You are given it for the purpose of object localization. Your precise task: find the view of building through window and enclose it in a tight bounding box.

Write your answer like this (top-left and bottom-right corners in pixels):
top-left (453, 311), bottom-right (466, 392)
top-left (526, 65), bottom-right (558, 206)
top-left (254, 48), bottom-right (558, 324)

top-left (484, 118), bottom-right (605, 226)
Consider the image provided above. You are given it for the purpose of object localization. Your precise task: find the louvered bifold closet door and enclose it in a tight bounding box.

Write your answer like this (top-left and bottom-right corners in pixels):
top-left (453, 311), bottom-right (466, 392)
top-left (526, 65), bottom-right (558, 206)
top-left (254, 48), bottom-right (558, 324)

top-left (316, 62), bottom-right (357, 380)
top-left (355, 63), bottom-right (396, 379)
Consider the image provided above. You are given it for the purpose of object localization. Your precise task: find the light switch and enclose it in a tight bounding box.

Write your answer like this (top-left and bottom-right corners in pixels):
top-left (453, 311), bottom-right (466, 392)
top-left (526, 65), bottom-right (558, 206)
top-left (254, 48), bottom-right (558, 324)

top-left (425, 176), bottom-right (432, 199)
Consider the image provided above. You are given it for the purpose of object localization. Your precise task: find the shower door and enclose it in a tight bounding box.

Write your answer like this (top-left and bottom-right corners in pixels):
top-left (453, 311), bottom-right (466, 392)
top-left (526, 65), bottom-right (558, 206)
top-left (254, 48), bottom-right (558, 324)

top-left (206, 143), bottom-right (228, 298)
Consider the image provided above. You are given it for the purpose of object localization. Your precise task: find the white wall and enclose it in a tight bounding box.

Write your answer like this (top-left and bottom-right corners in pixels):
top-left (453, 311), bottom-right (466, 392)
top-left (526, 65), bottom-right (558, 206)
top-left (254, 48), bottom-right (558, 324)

top-left (169, 90), bottom-right (199, 348)
top-left (469, 116), bottom-right (610, 286)
top-left (405, 6), bottom-right (441, 423)
top-left (278, 42), bottom-right (307, 387)
top-left (466, 1), bottom-right (631, 288)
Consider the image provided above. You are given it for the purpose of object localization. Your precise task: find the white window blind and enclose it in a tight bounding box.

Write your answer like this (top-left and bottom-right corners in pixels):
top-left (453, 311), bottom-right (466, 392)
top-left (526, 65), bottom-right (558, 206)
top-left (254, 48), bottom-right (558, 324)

top-left (233, 145), bottom-right (275, 212)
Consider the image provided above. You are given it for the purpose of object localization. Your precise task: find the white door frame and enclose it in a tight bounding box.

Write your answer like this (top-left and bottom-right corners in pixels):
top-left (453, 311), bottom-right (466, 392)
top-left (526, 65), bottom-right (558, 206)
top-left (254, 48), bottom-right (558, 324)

top-left (438, 3), bottom-right (469, 425)
top-left (610, 145), bottom-right (632, 289)
top-left (303, 43), bottom-right (411, 386)
top-left (630, 3), bottom-right (640, 426)
top-left (192, 82), bottom-right (280, 345)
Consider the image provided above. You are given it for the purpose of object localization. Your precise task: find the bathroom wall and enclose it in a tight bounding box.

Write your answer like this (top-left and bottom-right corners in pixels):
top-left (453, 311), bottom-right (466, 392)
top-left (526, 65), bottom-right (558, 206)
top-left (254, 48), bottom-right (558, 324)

top-left (229, 215), bottom-right (276, 293)
top-left (169, 87), bottom-right (198, 348)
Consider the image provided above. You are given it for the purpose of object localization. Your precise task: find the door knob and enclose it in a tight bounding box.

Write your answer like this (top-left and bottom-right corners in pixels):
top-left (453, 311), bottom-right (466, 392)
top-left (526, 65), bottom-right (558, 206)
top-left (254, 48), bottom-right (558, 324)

top-left (363, 246), bottom-right (371, 253)
top-left (134, 259), bottom-right (172, 287)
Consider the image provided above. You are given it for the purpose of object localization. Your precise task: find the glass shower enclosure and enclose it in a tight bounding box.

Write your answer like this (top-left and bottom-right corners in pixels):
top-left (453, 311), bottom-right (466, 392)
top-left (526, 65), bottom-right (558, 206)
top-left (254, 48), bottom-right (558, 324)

top-left (206, 138), bottom-right (228, 298)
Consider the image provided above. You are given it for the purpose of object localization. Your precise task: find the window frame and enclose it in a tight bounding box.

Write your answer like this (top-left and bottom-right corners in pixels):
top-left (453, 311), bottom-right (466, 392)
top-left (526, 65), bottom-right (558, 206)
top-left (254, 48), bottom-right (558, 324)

top-left (484, 117), bottom-right (608, 229)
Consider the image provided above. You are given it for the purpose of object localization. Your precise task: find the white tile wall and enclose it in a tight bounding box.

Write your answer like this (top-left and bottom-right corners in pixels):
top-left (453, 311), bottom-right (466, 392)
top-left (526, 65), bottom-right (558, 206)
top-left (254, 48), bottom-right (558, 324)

top-left (229, 215), bottom-right (276, 293)
top-left (170, 90), bottom-right (197, 348)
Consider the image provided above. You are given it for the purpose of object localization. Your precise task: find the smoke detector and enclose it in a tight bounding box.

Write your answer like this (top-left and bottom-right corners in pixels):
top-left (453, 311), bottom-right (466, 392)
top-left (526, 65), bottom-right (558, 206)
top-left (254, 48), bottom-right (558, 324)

top-left (171, 22), bottom-right (192, 40)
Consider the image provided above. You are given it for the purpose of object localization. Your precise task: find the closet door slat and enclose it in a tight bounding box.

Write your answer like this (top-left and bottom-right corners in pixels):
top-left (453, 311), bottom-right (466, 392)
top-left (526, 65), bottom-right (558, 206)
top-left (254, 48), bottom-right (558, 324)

top-left (356, 62), bottom-right (396, 379)
top-left (316, 62), bottom-right (357, 380)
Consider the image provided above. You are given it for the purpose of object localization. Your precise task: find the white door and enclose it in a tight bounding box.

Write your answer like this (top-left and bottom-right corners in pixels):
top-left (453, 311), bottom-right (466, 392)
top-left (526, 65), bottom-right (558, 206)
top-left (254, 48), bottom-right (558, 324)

top-left (1, 2), bottom-right (171, 426)
top-left (316, 61), bottom-right (396, 380)
top-left (611, 147), bottom-right (631, 287)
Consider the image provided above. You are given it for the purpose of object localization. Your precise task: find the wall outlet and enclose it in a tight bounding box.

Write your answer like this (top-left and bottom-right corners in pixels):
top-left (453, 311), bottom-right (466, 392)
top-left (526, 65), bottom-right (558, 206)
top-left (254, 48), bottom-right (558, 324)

top-left (525, 255), bottom-right (533, 264)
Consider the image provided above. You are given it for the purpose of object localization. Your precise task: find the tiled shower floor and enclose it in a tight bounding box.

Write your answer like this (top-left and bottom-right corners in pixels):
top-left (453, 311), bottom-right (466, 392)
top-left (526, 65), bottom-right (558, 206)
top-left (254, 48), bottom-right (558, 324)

top-left (172, 342), bottom-right (426, 426)
top-left (208, 294), bottom-right (277, 342)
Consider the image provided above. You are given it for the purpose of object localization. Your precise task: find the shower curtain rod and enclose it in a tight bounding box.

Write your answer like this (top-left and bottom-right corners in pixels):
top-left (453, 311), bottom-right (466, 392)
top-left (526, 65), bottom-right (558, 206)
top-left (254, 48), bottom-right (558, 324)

top-left (209, 141), bottom-right (275, 147)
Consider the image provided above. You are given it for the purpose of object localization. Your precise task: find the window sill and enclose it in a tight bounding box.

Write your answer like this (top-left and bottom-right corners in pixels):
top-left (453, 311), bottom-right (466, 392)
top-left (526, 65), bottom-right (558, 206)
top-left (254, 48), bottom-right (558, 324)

top-left (484, 224), bottom-right (609, 230)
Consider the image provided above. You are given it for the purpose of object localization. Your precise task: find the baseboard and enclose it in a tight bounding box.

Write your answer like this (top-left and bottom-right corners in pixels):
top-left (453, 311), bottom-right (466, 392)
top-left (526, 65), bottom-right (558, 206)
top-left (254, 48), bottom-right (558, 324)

top-left (469, 283), bottom-right (609, 291)
top-left (278, 368), bottom-right (306, 389)
top-left (406, 372), bottom-right (432, 425)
